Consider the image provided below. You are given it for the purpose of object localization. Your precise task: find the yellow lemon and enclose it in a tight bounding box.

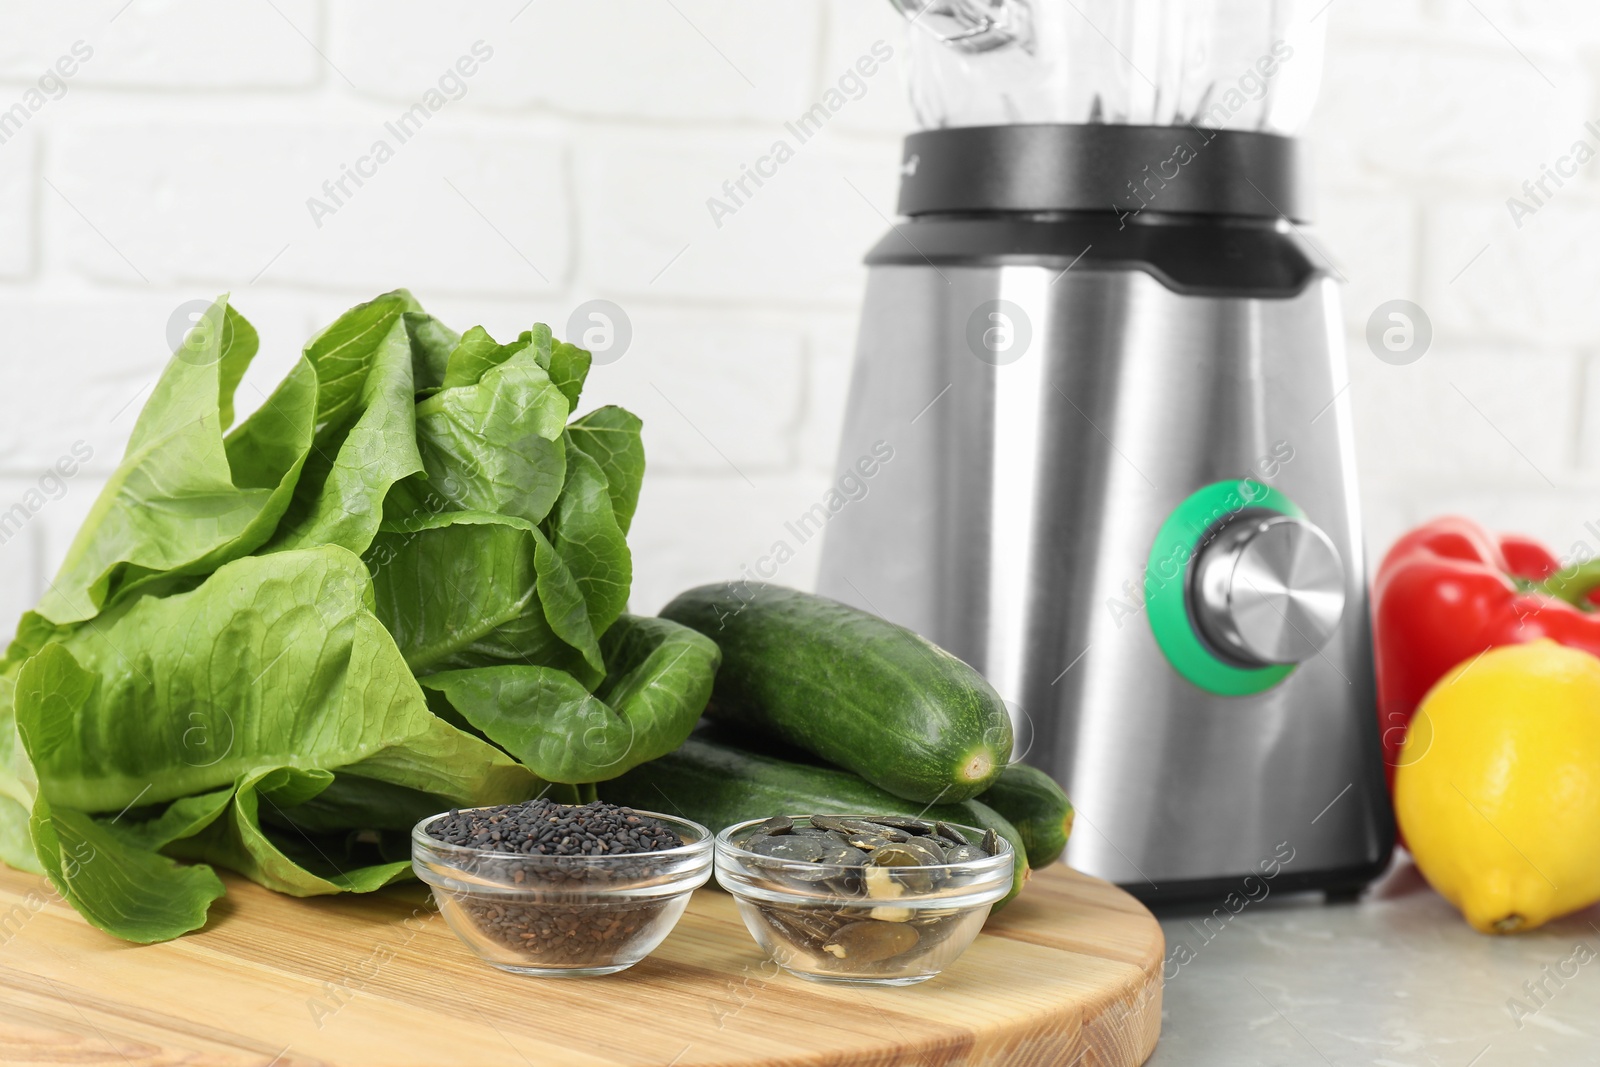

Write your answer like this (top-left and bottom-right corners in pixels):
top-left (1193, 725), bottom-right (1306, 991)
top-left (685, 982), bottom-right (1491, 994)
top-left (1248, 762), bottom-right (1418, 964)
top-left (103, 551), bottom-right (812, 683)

top-left (1395, 639), bottom-right (1600, 934)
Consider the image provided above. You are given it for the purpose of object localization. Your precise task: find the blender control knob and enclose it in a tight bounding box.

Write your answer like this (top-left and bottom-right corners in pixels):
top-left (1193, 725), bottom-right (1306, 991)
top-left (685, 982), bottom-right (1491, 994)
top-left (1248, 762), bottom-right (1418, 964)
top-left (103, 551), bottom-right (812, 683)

top-left (1191, 515), bottom-right (1346, 667)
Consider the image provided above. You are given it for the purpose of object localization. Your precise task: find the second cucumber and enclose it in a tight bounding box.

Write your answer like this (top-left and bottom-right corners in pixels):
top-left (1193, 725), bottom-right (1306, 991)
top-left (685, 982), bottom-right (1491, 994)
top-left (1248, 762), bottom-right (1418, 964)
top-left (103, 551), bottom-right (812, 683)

top-left (599, 733), bottom-right (1031, 907)
top-left (977, 762), bottom-right (1075, 868)
top-left (660, 582), bottom-right (1013, 803)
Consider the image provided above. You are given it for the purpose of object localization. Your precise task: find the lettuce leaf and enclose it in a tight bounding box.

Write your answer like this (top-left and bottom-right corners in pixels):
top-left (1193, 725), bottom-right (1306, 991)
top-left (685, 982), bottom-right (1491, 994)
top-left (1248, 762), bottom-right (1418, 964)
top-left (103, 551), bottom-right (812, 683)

top-left (404, 311), bottom-right (460, 395)
top-left (15, 548), bottom-right (534, 813)
top-left (261, 772), bottom-right (450, 834)
top-left (167, 766), bottom-right (412, 897)
top-left (267, 291), bottom-right (424, 555)
top-left (545, 436), bottom-right (631, 641)
top-left (441, 325), bottom-right (533, 391)
top-left (37, 298), bottom-right (316, 624)
top-left (566, 406), bottom-right (645, 536)
top-left (32, 793), bottom-right (226, 944)
top-left (419, 615), bottom-right (719, 784)
top-left (97, 787), bottom-right (234, 852)
top-left (13, 547), bottom-right (537, 941)
top-left (367, 512), bottom-right (602, 681)
top-left (437, 324), bottom-right (592, 408)
top-left (541, 340), bottom-right (592, 411)
top-left (401, 348), bottom-right (570, 527)
top-left (0, 795), bottom-right (39, 874)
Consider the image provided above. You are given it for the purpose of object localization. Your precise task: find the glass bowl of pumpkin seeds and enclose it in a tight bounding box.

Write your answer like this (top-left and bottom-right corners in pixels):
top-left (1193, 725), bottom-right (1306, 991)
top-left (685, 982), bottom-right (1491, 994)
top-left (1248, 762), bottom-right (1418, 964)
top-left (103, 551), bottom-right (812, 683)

top-left (714, 814), bottom-right (1014, 986)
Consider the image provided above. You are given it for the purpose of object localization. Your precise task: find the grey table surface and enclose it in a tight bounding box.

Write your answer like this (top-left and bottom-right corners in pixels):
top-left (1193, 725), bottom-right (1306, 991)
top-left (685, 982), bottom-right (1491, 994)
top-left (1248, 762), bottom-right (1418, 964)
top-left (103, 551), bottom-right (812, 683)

top-left (1144, 857), bottom-right (1600, 1067)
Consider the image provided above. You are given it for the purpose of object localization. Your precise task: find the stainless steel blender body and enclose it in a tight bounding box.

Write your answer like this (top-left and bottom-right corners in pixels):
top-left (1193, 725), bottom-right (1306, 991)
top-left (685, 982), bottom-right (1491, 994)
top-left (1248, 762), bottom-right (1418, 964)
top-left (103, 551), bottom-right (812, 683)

top-left (817, 125), bottom-right (1393, 901)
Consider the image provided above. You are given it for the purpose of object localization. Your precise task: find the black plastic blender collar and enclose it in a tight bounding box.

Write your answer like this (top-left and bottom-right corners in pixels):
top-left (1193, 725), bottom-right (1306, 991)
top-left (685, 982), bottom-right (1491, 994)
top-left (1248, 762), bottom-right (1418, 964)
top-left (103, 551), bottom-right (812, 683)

top-left (896, 124), bottom-right (1309, 224)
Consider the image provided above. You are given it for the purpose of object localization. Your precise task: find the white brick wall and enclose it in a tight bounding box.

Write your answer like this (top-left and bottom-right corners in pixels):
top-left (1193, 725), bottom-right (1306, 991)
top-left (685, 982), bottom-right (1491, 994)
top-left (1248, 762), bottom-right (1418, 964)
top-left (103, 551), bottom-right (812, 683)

top-left (0, 2), bottom-right (321, 89)
top-left (0, 0), bottom-right (1596, 630)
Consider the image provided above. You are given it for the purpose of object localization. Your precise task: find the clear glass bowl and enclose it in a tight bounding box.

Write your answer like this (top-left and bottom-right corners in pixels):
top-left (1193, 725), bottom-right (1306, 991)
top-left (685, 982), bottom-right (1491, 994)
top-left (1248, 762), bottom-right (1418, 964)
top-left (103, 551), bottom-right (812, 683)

top-left (412, 808), bottom-right (712, 977)
top-left (715, 816), bottom-right (1014, 986)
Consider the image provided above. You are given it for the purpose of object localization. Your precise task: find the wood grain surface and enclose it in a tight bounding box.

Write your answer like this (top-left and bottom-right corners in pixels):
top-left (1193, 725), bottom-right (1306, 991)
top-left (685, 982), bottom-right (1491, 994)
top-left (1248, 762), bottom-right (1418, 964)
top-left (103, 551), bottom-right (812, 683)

top-left (0, 862), bottom-right (1162, 1067)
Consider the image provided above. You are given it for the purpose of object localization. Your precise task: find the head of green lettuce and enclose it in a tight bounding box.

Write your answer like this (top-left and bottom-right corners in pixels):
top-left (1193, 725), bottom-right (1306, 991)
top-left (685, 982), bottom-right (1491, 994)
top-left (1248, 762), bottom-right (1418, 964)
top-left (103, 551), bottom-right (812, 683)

top-left (0, 291), bottom-right (718, 943)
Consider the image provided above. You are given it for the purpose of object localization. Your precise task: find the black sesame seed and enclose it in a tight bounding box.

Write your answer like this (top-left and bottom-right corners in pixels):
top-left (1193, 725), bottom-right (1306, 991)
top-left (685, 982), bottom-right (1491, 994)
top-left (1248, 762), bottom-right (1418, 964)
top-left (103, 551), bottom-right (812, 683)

top-left (425, 798), bottom-right (681, 858)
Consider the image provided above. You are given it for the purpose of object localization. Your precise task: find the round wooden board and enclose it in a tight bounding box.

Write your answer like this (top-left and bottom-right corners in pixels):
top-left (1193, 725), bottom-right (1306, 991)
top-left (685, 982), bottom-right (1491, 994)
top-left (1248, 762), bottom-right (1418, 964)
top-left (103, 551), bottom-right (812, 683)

top-left (0, 862), bottom-right (1163, 1067)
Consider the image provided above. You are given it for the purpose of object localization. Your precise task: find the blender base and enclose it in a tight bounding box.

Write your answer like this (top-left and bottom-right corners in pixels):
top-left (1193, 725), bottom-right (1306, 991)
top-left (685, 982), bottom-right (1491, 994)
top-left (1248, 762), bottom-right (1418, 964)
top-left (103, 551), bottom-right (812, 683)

top-left (1120, 855), bottom-right (1394, 911)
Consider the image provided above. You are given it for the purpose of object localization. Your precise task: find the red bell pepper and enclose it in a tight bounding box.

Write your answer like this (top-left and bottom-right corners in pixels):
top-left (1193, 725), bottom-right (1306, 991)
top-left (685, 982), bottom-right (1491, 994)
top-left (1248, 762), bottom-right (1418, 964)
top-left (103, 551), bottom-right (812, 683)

top-left (1373, 516), bottom-right (1600, 774)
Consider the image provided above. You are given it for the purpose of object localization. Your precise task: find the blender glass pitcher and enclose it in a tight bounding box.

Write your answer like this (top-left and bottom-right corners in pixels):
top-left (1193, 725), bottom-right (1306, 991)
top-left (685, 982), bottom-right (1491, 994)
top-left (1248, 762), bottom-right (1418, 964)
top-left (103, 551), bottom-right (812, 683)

top-left (889, 0), bottom-right (1327, 132)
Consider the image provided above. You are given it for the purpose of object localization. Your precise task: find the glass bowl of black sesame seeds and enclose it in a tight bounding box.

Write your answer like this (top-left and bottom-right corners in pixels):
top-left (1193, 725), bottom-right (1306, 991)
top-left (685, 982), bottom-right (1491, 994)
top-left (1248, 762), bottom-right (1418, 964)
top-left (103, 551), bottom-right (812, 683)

top-left (412, 798), bottom-right (712, 977)
top-left (714, 814), bottom-right (1015, 987)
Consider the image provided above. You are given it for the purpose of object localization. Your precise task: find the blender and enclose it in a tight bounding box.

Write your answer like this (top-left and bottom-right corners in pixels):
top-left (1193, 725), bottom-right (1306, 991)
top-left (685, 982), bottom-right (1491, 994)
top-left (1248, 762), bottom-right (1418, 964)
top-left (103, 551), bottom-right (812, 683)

top-left (816, 0), bottom-right (1393, 901)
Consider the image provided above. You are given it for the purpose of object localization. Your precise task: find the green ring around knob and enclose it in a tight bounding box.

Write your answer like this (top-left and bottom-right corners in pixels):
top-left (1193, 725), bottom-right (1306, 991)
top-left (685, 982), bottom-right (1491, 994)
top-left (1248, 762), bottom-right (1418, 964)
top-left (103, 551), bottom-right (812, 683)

top-left (1145, 479), bottom-right (1303, 697)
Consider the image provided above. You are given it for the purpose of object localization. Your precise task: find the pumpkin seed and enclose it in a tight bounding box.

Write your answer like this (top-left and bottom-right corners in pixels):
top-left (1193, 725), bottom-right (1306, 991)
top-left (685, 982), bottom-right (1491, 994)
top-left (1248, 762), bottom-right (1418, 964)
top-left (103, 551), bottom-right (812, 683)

top-left (850, 821), bottom-right (911, 842)
top-left (823, 920), bottom-right (919, 963)
top-left (934, 822), bottom-right (972, 847)
top-left (868, 845), bottom-right (923, 868)
top-left (845, 831), bottom-right (895, 851)
top-left (750, 834), bottom-right (825, 862)
top-left (815, 816), bottom-right (910, 841)
top-left (902, 838), bottom-right (948, 886)
top-left (864, 864), bottom-right (908, 900)
top-left (758, 815), bottom-right (794, 836)
top-left (763, 906), bottom-right (841, 946)
top-left (870, 845), bottom-right (935, 892)
top-left (816, 843), bottom-right (867, 866)
top-left (825, 869), bottom-right (866, 895)
top-left (944, 843), bottom-right (988, 863)
top-left (982, 828), bottom-right (1002, 856)
top-left (898, 840), bottom-right (946, 868)
top-left (788, 827), bottom-right (852, 846)
top-left (871, 815), bottom-right (936, 835)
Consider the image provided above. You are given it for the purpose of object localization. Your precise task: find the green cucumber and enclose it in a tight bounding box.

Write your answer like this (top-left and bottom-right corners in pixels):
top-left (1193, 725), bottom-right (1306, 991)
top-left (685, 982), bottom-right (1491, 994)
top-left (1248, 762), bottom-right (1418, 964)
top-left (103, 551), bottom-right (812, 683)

top-left (977, 763), bottom-right (1074, 868)
top-left (660, 583), bottom-right (1013, 803)
top-left (599, 735), bottom-right (1030, 907)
